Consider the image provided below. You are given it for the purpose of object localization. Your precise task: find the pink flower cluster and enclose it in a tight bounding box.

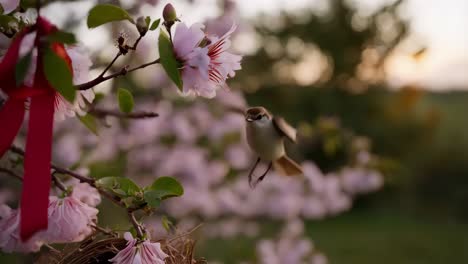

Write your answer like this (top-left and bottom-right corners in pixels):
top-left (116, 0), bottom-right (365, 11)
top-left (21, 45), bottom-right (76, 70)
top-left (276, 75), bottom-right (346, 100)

top-left (109, 232), bottom-right (168, 264)
top-left (173, 22), bottom-right (241, 98)
top-left (0, 180), bottom-right (100, 253)
top-left (256, 219), bottom-right (328, 264)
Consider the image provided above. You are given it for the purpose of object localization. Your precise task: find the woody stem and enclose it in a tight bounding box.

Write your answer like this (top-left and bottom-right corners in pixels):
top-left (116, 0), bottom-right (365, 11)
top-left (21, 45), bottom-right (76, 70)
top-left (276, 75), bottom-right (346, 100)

top-left (128, 211), bottom-right (144, 239)
top-left (76, 58), bottom-right (160, 91)
top-left (8, 146), bottom-right (145, 231)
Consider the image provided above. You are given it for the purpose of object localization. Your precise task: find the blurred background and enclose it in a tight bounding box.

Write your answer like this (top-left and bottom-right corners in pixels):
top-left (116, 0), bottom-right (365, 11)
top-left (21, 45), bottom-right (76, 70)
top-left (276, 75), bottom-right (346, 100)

top-left (1, 0), bottom-right (468, 263)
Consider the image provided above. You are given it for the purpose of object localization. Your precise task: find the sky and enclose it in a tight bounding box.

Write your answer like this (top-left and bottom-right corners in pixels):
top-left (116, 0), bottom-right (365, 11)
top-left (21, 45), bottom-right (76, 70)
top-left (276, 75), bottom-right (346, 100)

top-left (235, 0), bottom-right (468, 90)
top-left (43, 0), bottom-right (468, 91)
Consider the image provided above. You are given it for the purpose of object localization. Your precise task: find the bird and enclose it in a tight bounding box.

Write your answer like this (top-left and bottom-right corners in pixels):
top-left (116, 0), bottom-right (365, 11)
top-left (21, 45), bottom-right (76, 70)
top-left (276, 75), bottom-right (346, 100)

top-left (244, 106), bottom-right (303, 187)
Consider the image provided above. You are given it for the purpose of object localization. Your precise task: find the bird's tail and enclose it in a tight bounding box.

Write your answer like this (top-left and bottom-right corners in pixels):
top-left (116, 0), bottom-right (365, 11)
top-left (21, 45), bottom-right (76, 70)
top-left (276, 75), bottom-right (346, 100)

top-left (273, 155), bottom-right (303, 176)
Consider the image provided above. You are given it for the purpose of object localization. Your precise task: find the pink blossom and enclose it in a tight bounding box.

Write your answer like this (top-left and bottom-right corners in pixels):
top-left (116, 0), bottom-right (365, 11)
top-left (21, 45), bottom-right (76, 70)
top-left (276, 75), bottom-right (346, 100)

top-left (0, 205), bottom-right (44, 253)
top-left (256, 219), bottom-right (325, 264)
top-left (225, 143), bottom-right (251, 170)
top-left (109, 232), bottom-right (168, 264)
top-left (206, 24), bottom-right (242, 81)
top-left (340, 167), bottom-right (383, 195)
top-left (63, 176), bottom-right (102, 207)
top-left (172, 22), bottom-right (241, 98)
top-left (42, 196), bottom-right (98, 243)
top-left (0, 0), bottom-right (19, 14)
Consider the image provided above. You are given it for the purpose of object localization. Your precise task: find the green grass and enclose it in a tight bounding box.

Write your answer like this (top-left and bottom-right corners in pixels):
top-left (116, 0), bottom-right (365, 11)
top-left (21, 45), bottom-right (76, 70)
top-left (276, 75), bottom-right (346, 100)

top-left (306, 209), bottom-right (468, 264)
top-left (197, 208), bottom-right (468, 263)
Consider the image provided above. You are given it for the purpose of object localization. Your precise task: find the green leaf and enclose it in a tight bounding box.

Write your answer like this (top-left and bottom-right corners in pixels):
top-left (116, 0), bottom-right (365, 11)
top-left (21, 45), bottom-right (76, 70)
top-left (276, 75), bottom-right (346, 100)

top-left (87, 4), bottom-right (134, 29)
top-left (94, 92), bottom-right (105, 104)
top-left (15, 52), bottom-right (31, 86)
top-left (0, 15), bottom-right (17, 29)
top-left (117, 88), bottom-right (134, 113)
top-left (145, 16), bottom-right (151, 27)
top-left (43, 47), bottom-right (75, 103)
top-left (158, 30), bottom-right (183, 90)
top-left (149, 19), bottom-right (160, 31)
top-left (143, 190), bottom-right (162, 207)
top-left (146, 176), bottom-right (184, 200)
top-left (161, 215), bottom-right (173, 231)
top-left (97, 177), bottom-right (141, 197)
top-left (47, 30), bottom-right (77, 44)
top-left (78, 114), bottom-right (98, 135)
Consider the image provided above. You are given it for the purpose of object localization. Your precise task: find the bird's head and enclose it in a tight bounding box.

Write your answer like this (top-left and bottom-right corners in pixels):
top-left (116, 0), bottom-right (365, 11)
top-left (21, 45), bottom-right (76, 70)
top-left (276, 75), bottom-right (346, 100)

top-left (245, 107), bottom-right (271, 123)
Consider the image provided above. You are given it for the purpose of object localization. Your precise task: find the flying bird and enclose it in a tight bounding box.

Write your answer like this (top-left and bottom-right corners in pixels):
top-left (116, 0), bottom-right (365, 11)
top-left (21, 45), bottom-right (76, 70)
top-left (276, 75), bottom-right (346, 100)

top-left (245, 106), bottom-right (302, 187)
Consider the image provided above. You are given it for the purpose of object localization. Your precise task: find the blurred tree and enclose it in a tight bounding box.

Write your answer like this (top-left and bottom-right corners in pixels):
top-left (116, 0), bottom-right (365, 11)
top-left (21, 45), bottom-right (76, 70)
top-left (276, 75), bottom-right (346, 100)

top-left (232, 0), bottom-right (468, 220)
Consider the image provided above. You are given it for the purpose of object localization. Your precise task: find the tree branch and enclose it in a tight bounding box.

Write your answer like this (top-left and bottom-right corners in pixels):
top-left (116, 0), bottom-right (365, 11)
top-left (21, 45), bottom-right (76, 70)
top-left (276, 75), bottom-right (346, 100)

top-left (76, 59), bottom-right (160, 91)
top-left (51, 171), bottom-right (67, 192)
top-left (99, 51), bottom-right (122, 78)
top-left (8, 145), bottom-right (146, 238)
top-left (128, 211), bottom-right (144, 239)
top-left (127, 35), bottom-right (143, 51)
top-left (90, 108), bottom-right (159, 119)
top-left (0, 167), bottom-right (22, 181)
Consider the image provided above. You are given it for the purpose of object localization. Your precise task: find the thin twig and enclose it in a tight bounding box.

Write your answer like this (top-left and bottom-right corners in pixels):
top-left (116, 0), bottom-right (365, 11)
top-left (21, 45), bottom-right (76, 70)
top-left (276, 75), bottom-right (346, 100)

top-left (9, 146), bottom-right (93, 185)
top-left (44, 244), bottom-right (60, 254)
top-left (76, 33), bottom-right (154, 91)
top-left (0, 167), bottom-right (22, 181)
top-left (91, 224), bottom-right (116, 237)
top-left (9, 146), bottom-right (127, 209)
top-left (90, 108), bottom-right (159, 119)
top-left (168, 223), bottom-right (203, 243)
top-left (99, 51), bottom-right (122, 78)
top-left (51, 171), bottom-right (67, 192)
top-left (128, 35), bottom-right (143, 51)
top-left (97, 189), bottom-right (127, 208)
top-left (51, 165), bottom-right (95, 184)
top-left (128, 211), bottom-right (144, 239)
top-left (76, 59), bottom-right (160, 91)
top-left (7, 145), bottom-right (147, 242)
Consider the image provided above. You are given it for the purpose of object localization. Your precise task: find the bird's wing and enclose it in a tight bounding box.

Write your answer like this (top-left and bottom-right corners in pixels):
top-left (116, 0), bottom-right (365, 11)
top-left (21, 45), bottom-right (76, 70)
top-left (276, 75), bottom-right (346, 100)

top-left (272, 116), bottom-right (297, 143)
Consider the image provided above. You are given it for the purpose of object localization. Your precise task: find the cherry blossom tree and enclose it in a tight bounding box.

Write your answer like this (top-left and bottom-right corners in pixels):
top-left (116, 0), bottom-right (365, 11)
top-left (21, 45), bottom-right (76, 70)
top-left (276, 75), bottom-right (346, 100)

top-left (0, 1), bottom-right (386, 263)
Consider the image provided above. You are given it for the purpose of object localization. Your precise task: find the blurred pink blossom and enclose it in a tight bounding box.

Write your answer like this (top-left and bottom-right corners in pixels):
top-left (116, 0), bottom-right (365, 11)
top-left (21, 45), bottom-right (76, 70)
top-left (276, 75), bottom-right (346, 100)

top-left (109, 232), bottom-right (168, 264)
top-left (0, 0), bottom-right (19, 14)
top-left (340, 167), bottom-right (384, 195)
top-left (0, 205), bottom-right (43, 253)
top-left (66, 176), bottom-right (101, 207)
top-left (256, 219), bottom-right (327, 264)
top-left (225, 143), bottom-right (252, 170)
top-left (43, 196), bottom-right (98, 243)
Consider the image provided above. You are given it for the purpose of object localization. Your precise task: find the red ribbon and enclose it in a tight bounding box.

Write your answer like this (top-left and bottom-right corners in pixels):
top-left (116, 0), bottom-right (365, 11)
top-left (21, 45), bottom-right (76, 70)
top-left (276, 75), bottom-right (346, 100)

top-left (0, 17), bottom-right (72, 241)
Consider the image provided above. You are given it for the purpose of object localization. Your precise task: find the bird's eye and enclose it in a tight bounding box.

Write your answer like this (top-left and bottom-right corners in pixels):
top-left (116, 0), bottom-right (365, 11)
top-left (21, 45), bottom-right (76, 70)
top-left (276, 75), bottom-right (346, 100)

top-left (255, 115), bottom-right (262, 120)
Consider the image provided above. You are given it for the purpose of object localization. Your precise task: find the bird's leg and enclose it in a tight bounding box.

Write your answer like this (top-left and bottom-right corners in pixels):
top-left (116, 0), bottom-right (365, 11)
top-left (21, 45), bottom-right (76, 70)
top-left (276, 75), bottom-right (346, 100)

top-left (248, 157), bottom-right (261, 188)
top-left (254, 161), bottom-right (273, 187)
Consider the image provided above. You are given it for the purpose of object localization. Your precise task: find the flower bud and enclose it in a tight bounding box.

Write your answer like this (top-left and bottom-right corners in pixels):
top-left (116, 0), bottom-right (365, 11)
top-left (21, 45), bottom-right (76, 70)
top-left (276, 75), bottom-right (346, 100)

top-left (163, 3), bottom-right (177, 23)
top-left (136, 16), bottom-right (148, 36)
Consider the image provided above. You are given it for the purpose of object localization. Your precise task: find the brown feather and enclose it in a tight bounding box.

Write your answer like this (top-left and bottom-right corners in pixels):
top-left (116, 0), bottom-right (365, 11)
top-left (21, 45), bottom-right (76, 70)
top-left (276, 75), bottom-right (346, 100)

top-left (245, 106), bottom-right (270, 118)
top-left (272, 116), bottom-right (297, 143)
top-left (273, 156), bottom-right (303, 176)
